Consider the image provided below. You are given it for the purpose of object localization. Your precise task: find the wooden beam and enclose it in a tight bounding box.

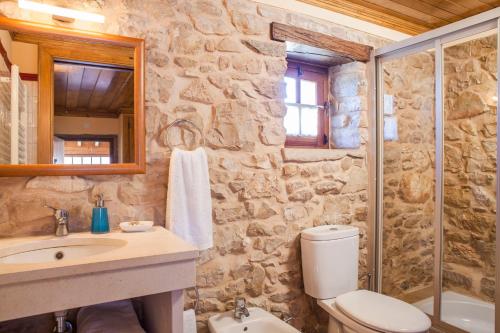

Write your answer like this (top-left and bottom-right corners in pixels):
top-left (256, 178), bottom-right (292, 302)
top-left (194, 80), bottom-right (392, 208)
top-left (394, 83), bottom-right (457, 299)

top-left (12, 32), bottom-right (135, 67)
top-left (54, 107), bottom-right (120, 118)
top-left (271, 22), bottom-right (372, 63)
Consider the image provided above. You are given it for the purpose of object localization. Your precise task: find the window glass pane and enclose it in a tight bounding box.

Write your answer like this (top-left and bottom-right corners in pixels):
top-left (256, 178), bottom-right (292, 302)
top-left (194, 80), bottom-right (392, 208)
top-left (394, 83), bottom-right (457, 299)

top-left (64, 157), bottom-right (73, 164)
top-left (82, 157), bottom-right (92, 164)
top-left (300, 80), bottom-right (317, 105)
top-left (300, 107), bottom-right (318, 136)
top-left (284, 77), bottom-right (296, 103)
top-left (91, 156), bottom-right (101, 164)
top-left (101, 156), bottom-right (111, 164)
top-left (72, 156), bottom-right (82, 164)
top-left (284, 105), bottom-right (300, 136)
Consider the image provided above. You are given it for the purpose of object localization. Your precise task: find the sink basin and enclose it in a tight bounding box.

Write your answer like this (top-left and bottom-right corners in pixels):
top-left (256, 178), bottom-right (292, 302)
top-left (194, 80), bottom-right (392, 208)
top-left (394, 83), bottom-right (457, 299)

top-left (208, 307), bottom-right (300, 333)
top-left (0, 238), bottom-right (127, 264)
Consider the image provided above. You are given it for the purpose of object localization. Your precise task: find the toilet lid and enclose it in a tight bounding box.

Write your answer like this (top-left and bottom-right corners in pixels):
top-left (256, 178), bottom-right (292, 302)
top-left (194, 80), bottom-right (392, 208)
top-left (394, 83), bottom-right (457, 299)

top-left (301, 225), bottom-right (358, 241)
top-left (335, 290), bottom-right (431, 333)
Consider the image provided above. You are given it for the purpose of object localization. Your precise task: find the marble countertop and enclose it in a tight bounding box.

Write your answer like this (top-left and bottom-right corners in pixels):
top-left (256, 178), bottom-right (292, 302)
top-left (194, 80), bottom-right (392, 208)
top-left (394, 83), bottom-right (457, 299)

top-left (0, 226), bottom-right (199, 285)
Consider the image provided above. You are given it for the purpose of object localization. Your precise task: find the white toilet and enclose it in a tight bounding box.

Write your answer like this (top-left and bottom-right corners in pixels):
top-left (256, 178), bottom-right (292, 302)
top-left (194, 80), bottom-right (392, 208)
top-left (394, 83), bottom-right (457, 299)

top-left (301, 225), bottom-right (432, 333)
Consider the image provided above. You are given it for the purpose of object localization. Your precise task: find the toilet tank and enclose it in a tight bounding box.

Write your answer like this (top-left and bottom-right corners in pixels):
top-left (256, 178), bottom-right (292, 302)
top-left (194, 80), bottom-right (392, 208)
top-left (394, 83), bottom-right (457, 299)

top-left (301, 225), bottom-right (359, 299)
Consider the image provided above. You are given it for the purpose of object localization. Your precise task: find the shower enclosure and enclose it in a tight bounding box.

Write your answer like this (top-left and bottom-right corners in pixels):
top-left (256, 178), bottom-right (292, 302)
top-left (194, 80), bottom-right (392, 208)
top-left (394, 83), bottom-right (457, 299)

top-left (375, 9), bottom-right (500, 333)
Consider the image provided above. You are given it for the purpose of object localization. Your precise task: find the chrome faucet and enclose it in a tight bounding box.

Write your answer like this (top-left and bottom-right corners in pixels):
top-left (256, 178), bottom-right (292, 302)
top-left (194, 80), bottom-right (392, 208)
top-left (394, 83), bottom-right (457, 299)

top-left (234, 297), bottom-right (250, 319)
top-left (44, 205), bottom-right (69, 237)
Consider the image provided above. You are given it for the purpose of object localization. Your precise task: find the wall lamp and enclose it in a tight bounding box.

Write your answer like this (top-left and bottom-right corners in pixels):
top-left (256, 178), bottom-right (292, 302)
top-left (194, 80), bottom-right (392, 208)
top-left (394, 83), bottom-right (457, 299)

top-left (18, 0), bottom-right (105, 23)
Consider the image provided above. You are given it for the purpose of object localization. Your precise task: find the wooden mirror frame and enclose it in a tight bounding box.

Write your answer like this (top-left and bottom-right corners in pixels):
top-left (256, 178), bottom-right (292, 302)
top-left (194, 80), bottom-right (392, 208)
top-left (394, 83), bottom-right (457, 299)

top-left (0, 16), bottom-right (145, 177)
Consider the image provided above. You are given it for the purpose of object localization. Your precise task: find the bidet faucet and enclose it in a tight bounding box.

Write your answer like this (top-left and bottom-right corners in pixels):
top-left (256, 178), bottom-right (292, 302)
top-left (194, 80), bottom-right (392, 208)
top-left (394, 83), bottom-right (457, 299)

top-left (234, 297), bottom-right (250, 319)
top-left (44, 204), bottom-right (69, 237)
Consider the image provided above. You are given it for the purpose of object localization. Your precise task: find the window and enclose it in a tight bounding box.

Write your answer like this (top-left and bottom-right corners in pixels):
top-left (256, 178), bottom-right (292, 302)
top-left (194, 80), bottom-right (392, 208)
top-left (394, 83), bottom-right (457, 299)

top-left (62, 140), bottom-right (112, 165)
top-left (284, 61), bottom-right (328, 147)
top-left (63, 156), bottom-right (111, 165)
top-left (54, 135), bottom-right (117, 165)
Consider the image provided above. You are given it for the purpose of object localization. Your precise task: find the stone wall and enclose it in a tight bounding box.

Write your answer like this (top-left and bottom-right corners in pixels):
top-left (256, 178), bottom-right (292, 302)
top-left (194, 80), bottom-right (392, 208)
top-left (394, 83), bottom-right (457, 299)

top-left (0, 1), bottom-right (389, 332)
top-left (330, 62), bottom-right (369, 149)
top-left (443, 35), bottom-right (497, 302)
top-left (381, 52), bottom-right (436, 301)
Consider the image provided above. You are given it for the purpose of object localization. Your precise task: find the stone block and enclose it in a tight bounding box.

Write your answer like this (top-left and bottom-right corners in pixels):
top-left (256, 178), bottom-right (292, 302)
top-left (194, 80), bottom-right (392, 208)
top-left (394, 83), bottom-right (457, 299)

top-left (447, 91), bottom-right (488, 120)
top-left (216, 38), bottom-right (243, 52)
top-left (206, 100), bottom-right (257, 150)
top-left (26, 177), bottom-right (91, 193)
top-left (213, 205), bottom-right (248, 224)
top-left (398, 173), bottom-right (431, 204)
top-left (314, 180), bottom-right (344, 195)
top-left (252, 79), bottom-right (285, 99)
top-left (230, 12), bottom-right (268, 35)
top-left (180, 79), bottom-right (214, 104)
top-left (332, 71), bottom-right (367, 98)
top-left (332, 127), bottom-right (361, 149)
top-left (259, 124), bottom-right (286, 146)
top-left (242, 39), bottom-right (286, 57)
top-left (265, 58), bottom-right (287, 76)
top-left (190, 15), bottom-right (233, 35)
top-left (232, 55), bottom-right (262, 74)
top-left (174, 57), bottom-right (198, 68)
top-left (263, 100), bottom-right (286, 118)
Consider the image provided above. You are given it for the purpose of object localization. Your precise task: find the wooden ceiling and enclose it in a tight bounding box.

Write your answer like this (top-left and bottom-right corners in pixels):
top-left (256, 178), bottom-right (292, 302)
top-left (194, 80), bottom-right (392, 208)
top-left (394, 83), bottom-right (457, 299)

top-left (298, 0), bottom-right (500, 35)
top-left (54, 62), bottom-right (134, 118)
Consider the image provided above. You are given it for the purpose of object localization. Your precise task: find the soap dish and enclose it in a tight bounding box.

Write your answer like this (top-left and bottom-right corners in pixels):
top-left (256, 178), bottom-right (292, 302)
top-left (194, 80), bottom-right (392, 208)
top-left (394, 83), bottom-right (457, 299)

top-left (119, 221), bottom-right (154, 232)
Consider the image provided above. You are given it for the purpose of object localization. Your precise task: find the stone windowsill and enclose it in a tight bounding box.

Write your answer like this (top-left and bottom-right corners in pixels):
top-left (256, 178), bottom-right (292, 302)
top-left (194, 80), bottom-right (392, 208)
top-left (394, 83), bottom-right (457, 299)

top-left (281, 147), bottom-right (365, 163)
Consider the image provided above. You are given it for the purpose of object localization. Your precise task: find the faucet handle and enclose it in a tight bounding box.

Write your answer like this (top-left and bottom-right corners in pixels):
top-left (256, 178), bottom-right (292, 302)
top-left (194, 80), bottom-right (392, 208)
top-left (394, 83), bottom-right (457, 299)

top-left (282, 314), bottom-right (294, 324)
top-left (56, 209), bottom-right (69, 220)
top-left (235, 297), bottom-right (246, 308)
top-left (43, 204), bottom-right (69, 221)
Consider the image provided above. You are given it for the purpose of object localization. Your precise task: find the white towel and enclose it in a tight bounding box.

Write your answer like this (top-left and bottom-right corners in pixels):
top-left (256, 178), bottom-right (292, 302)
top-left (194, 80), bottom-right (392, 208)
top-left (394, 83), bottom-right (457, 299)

top-left (166, 147), bottom-right (213, 250)
top-left (77, 300), bottom-right (145, 333)
top-left (183, 309), bottom-right (197, 333)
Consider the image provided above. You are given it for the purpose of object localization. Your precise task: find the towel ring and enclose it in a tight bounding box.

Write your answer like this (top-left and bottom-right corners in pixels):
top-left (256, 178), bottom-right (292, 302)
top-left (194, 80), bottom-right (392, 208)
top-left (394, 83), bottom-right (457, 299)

top-left (164, 119), bottom-right (205, 149)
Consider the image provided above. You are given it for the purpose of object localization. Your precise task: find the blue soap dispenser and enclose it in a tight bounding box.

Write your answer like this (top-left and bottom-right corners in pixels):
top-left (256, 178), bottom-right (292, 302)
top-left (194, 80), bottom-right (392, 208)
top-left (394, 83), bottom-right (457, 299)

top-left (91, 193), bottom-right (109, 234)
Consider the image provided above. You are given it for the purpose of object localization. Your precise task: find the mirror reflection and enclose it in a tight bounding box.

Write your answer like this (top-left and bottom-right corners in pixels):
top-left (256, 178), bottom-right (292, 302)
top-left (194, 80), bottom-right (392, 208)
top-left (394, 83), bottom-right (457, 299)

top-left (53, 62), bottom-right (134, 165)
top-left (0, 28), bottom-right (135, 165)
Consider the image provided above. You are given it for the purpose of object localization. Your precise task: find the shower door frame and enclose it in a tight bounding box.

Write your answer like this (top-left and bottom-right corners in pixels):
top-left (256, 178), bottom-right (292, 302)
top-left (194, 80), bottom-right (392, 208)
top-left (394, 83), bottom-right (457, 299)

top-left (374, 7), bottom-right (500, 332)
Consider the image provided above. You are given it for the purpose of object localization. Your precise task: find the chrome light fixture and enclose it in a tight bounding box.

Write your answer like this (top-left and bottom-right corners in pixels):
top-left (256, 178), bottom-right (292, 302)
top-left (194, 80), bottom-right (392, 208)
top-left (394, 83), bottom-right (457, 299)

top-left (18, 0), bottom-right (105, 23)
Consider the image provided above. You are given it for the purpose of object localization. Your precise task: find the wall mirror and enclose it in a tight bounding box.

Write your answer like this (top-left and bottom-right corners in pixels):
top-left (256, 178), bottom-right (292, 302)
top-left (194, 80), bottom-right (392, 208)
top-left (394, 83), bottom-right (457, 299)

top-left (0, 17), bottom-right (144, 176)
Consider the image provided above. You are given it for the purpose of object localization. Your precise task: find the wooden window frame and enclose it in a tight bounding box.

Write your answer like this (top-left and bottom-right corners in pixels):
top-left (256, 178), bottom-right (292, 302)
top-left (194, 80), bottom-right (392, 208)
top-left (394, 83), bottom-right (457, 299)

top-left (55, 134), bottom-right (119, 164)
top-left (285, 61), bottom-right (329, 148)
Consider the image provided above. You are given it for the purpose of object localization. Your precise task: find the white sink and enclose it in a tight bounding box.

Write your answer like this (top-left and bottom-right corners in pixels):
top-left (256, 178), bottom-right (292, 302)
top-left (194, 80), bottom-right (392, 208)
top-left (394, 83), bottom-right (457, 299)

top-left (0, 238), bottom-right (127, 264)
top-left (208, 307), bottom-right (300, 333)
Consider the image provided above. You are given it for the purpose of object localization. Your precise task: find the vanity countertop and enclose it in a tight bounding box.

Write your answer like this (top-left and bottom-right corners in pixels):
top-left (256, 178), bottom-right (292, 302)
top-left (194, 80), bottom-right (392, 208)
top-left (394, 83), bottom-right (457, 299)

top-left (0, 227), bottom-right (199, 285)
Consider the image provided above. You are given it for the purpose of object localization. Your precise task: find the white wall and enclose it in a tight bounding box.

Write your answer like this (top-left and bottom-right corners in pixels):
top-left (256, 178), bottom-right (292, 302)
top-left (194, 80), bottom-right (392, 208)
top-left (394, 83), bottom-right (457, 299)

top-left (12, 41), bottom-right (38, 74)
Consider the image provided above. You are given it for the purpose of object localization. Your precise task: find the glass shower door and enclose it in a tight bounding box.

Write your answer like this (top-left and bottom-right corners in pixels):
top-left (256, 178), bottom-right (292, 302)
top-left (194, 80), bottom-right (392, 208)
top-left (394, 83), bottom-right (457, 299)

top-left (379, 47), bottom-right (437, 315)
top-left (377, 15), bottom-right (500, 333)
top-left (441, 30), bottom-right (497, 332)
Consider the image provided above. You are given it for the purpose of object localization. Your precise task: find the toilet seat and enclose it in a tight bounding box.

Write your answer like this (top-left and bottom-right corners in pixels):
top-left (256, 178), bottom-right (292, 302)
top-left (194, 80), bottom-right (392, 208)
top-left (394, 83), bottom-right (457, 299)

top-left (319, 290), bottom-right (431, 333)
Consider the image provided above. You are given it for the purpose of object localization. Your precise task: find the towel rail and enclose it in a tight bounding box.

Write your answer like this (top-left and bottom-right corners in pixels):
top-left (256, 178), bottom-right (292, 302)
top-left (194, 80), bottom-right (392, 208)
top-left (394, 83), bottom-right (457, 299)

top-left (194, 286), bottom-right (200, 313)
top-left (164, 119), bottom-right (205, 149)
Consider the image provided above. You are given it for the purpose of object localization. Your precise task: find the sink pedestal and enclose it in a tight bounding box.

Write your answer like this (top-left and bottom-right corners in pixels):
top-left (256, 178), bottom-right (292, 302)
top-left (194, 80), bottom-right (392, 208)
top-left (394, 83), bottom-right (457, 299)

top-left (143, 290), bottom-right (184, 333)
